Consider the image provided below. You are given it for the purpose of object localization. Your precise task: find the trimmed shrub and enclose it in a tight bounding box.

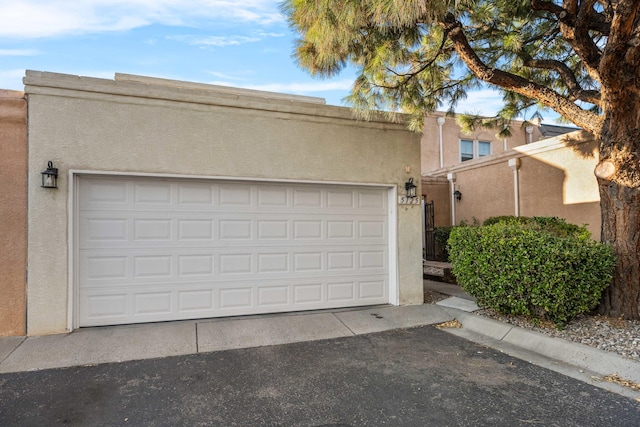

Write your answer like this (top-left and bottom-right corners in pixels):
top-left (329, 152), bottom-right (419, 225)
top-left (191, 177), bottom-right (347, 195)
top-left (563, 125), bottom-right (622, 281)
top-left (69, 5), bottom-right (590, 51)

top-left (482, 215), bottom-right (591, 240)
top-left (448, 220), bottom-right (615, 328)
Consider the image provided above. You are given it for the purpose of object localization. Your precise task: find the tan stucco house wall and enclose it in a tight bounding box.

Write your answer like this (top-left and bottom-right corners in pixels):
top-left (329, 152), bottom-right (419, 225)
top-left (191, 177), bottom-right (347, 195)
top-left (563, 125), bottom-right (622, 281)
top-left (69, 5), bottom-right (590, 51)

top-left (517, 135), bottom-right (600, 230)
top-left (0, 90), bottom-right (27, 336)
top-left (24, 71), bottom-right (423, 335)
top-left (420, 113), bottom-right (552, 173)
top-left (422, 130), bottom-right (601, 239)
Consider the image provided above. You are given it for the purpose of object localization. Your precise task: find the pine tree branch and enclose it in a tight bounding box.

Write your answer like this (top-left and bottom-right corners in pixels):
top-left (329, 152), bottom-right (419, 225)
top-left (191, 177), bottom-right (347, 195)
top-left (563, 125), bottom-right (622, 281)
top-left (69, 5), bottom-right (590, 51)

top-left (441, 14), bottom-right (603, 134)
top-left (574, 0), bottom-right (604, 69)
top-left (521, 55), bottom-right (601, 105)
top-left (600, 0), bottom-right (640, 88)
top-left (380, 31), bottom-right (450, 88)
top-left (530, 1), bottom-right (605, 82)
top-left (530, 0), bottom-right (611, 35)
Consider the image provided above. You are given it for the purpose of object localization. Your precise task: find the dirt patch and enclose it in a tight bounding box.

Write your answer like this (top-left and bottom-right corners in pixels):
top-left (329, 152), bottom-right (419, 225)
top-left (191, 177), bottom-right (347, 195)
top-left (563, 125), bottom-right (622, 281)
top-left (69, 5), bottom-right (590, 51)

top-left (423, 290), bottom-right (449, 304)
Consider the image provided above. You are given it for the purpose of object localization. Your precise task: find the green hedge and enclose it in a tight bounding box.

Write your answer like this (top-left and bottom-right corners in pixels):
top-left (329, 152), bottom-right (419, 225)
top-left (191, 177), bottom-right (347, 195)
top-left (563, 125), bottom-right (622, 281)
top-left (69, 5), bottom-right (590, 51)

top-left (448, 219), bottom-right (615, 327)
top-left (482, 215), bottom-right (591, 240)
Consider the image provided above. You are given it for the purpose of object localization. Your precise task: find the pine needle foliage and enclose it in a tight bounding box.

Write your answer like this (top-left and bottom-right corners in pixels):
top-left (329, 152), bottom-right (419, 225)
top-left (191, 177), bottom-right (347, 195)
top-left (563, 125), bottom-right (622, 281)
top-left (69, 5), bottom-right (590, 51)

top-left (281, 0), bottom-right (607, 133)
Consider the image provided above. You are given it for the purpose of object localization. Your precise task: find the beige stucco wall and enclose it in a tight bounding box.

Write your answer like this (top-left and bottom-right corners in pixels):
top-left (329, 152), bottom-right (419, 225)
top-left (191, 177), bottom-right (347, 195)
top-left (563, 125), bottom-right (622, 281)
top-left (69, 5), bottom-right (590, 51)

top-left (517, 134), bottom-right (600, 235)
top-left (421, 113), bottom-right (547, 172)
top-left (24, 71), bottom-right (423, 335)
top-left (422, 130), bottom-right (601, 238)
top-left (453, 162), bottom-right (515, 223)
top-left (0, 90), bottom-right (27, 336)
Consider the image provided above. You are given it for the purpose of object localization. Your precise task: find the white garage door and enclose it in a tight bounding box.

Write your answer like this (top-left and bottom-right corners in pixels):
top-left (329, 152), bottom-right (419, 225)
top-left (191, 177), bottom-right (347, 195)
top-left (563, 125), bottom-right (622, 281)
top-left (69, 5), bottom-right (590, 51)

top-left (77, 176), bottom-right (390, 326)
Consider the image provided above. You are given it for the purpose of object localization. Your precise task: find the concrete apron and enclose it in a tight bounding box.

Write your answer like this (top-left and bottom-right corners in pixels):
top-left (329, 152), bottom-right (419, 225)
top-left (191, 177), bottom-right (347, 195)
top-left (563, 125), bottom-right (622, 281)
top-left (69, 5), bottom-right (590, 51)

top-left (0, 305), bottom-right (453, 374)
top-left (2, 297), bottom-right (638, 400)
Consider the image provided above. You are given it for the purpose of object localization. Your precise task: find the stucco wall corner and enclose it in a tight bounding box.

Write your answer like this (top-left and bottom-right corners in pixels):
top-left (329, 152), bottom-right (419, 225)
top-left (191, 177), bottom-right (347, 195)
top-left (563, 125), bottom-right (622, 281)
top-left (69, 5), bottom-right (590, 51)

top-left (397, 204), bottom-right (424, 305)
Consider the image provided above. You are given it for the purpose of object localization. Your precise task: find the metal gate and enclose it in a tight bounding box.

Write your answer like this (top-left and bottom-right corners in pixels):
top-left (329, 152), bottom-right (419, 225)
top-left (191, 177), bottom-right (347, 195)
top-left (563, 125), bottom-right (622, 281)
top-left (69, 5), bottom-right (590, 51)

top-left (423, 200), bottom-right (436, 261)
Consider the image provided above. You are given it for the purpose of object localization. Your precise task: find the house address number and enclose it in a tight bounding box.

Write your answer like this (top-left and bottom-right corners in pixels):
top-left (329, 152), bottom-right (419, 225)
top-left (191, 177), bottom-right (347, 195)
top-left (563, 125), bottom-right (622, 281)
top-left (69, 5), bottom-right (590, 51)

top-left (398, 196), bottom-right (421, 205)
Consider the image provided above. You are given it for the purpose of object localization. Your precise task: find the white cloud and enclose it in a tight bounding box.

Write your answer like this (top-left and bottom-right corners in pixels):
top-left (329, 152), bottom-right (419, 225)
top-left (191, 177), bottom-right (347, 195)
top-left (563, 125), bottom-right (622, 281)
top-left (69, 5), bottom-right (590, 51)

top-left (0, 49), bottom-right (39, 56)
top-left (177, 35), bottom-right (262, 47)
top-left (170, 30), bottom-right (284, 47)
top-left (0, 1), bottom-right (284, 38)
top-left (255, 31), bottom-right (285, 38)
top-left (206, 71), bottom-right (248, 80)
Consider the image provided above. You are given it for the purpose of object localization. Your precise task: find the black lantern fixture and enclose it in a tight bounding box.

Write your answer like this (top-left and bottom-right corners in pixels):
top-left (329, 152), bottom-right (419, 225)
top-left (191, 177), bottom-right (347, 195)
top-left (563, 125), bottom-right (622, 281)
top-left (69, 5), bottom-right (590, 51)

top-left (454, 189), bottom-right (462, 201)
top-left (405, 178), bottom-right (417, 199)
top-left (41, 161), bottom-right (58, 189)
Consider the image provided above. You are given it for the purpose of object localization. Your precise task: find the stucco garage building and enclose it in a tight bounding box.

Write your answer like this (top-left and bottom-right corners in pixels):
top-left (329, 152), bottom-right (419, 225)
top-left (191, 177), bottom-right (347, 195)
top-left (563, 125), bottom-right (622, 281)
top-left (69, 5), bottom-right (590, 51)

top-left (24, 71), bottom-right (423, 335)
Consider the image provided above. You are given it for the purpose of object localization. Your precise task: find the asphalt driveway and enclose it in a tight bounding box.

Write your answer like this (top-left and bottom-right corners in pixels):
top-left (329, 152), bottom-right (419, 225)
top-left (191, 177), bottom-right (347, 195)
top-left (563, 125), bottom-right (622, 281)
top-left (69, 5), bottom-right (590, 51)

top-left (1, 325), bottom-right (638, 426)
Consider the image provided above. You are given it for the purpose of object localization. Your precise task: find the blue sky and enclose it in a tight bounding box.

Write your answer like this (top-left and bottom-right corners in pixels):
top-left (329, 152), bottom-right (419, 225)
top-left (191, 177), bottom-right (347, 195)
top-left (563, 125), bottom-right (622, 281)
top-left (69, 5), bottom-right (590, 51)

top-left (0, 0), bottom-right (510, 115)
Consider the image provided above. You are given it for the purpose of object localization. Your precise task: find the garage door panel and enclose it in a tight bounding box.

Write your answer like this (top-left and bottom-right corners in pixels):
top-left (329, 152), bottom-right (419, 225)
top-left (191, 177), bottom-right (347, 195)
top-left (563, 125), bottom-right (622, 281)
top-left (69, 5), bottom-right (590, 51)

top-left (178, 289), bottom-right (214, 312)
top-left (179, 254), bottom-right (214, 276)
top-left (80, 213), bottom-right (386, 243)
top-left (327, 189), bottom-right (355, 208)
top-left (80, 180), bottom-right (389, 214)
top-left (78, 176), bottom-right (390, 326)
top-left (359, 281), bottom-right (387, 300)
top-left (257, 253), bottom-right (289, 273)
top-left (80, 220), bottom-right (386, 249)
top-left (327, 281), bottom-right (356, 302)
top-left (133, 182), bottom-right (173, 204)
top-left (257, 186), bottom-right (289, 207)
top-left (83, 218), bottom-right (129, 243)
top-left (219, 287), bottom-right (253, 309)
top-left (134, 292), bottom-right (173, 315)
top-left (293, 283), bottom-right (323, 304)
top-left (79, 276), bottom-right (389, 326)
top-left (258, 286), bottom-right (290, 307)
top-left (80, 293), bottom-right (128, 321)
top-left (177, 182), bottom-right (215, 205)
top-left (179, 219), bottom-right (214, 241)
top-left (358, 190), bottom-right (386, 209)
top-left (80, 246), bottom-right (388, 285)
top-left (80, 178), bottom-right (129, 204)
top-left (293, 188), bottom-right (322, 207)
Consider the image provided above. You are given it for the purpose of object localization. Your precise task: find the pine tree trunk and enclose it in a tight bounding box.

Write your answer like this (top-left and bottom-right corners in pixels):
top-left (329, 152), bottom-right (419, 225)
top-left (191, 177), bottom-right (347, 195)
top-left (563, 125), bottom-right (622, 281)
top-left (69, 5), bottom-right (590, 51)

top-left (597, 179), bottom-right (640, 319)
top-left (595, 107), bottom-right (640, 319)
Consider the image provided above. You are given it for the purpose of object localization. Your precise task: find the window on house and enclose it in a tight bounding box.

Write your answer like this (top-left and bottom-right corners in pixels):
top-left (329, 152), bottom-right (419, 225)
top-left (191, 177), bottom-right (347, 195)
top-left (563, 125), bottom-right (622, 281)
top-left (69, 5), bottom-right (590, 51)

top-left (460, 139), bottom-right (491, 161)
top-left (460, 140), bottom-right (474, 162)
top-left (478, 141), bottom-right (491, 157)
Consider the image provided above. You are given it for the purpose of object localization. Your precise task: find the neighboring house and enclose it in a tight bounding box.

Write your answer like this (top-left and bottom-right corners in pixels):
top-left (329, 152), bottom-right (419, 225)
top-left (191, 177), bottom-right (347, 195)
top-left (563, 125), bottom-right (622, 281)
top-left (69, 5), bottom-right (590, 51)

top-left (420, 113), bottom-right (578, 173)
top-left (0, 90), bottom-right (27, 337)
top-left (9, 71), bottom-right (423, 336)
top-left (420, 112), bottom-right (601, 248)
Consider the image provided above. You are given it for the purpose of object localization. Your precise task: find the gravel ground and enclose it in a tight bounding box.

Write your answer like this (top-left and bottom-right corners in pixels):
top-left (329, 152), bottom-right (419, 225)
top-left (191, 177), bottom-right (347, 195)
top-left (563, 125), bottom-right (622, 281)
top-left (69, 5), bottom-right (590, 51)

top-left (475, 308), bottom-right (640, 362)
top-left (424, 286), bottom-right (640, 363)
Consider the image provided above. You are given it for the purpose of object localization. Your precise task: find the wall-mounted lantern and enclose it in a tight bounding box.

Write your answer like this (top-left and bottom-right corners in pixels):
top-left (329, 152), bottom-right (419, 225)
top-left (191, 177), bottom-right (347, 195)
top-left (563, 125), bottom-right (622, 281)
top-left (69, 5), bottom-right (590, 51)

top-left (453, 189), bottom-right (462, 201)
top-left (405, 178), bottom-right (417, 199)
top-left (41, 161), bottom-right (58, 189)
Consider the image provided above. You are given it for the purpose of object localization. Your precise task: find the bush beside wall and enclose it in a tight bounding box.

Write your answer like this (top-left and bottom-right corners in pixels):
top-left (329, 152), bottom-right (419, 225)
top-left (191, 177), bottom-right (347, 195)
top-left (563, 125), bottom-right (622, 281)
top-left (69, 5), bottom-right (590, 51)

top-left (448, 218), bottom-right (615, 327)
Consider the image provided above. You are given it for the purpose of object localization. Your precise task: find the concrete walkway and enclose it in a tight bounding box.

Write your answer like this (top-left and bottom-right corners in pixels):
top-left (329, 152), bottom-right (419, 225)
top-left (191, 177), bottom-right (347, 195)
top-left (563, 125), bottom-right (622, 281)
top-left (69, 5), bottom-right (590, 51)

top-left (0, 304), bottom-right (453, 374)
top-left (1, 282), bottom-right (639, 399)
